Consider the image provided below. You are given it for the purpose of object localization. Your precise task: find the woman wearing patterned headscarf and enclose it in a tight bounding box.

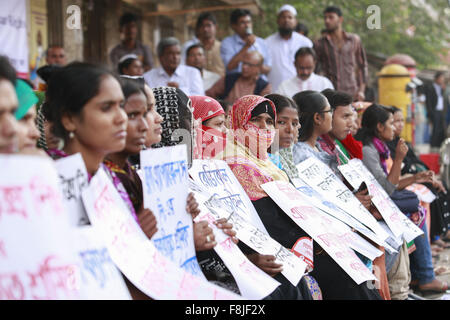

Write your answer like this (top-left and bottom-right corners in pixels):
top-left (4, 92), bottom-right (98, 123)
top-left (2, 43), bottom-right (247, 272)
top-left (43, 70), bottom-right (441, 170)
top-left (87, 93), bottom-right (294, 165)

top-left (214, 94), bottom-right (316, 300)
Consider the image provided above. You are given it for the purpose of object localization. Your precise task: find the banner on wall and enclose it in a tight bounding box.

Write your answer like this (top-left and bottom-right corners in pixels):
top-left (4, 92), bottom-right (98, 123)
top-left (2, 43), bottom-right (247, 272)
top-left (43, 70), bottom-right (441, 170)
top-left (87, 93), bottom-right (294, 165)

top-left (28, 0), bottom-right (48, 83)
top-left (0, 0), bottom-right (29, 78)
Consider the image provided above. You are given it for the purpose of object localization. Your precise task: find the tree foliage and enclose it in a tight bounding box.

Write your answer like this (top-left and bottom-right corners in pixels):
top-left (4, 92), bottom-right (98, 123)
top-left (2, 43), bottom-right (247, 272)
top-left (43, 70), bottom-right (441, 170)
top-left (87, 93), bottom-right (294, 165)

top-left (253, 0), bottom-right (450, 69)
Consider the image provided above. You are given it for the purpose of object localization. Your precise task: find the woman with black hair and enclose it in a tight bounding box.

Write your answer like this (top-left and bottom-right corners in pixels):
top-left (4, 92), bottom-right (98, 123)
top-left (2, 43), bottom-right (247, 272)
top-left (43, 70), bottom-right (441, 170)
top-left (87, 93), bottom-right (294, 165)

top-left (213, 94), bottom-right (314, 300)
top-left (118, 54), bottom-right (144, 76)
top-left (103, 78), bottom-right (162, 241)
top-left (265, 93), bottom-right (301, 182)
top-left (355, 104), bottom-right (448, 296)
top-left (291, 90), bottom-right (337, 172)
top-left (387, 106), bottom-right (450, 249)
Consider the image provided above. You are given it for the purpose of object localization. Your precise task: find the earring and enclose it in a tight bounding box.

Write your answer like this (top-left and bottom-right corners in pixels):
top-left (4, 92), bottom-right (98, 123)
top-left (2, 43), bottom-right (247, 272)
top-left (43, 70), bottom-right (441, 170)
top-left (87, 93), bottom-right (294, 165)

top-left (69, 132), bottom-right (75, 139)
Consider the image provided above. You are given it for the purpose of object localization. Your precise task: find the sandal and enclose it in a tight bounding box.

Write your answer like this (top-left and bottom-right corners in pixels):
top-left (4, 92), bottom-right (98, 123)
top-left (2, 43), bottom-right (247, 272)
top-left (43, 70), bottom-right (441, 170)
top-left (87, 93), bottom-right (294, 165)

top-left (431, 244), bottom-right (444, 252)
top-left (415, 280), bottom-right (449, 295)
top-left (433, 239), bottom-right (450, 249)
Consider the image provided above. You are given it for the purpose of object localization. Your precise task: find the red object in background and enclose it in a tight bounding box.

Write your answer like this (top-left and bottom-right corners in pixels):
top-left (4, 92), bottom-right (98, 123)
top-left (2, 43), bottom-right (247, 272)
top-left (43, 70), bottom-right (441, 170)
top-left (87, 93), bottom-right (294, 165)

top-left (419, 153), bottom-right (440, 174)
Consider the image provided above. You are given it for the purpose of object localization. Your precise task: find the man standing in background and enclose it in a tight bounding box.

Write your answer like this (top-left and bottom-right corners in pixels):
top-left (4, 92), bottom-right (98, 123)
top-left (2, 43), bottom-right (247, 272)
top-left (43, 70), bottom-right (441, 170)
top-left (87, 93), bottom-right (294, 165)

top-left (265, 5), bottom-right (313, 91)
top-left (314, 6), bottom-right (368, 101)
top-left (221, 9), bottom-right (271, 79)
top-left (425, 71), bottom-right (449, 151)
top-left (109, 13), bottom-right (154, 73)
top-left (182, 12), bottom-right (225, 77)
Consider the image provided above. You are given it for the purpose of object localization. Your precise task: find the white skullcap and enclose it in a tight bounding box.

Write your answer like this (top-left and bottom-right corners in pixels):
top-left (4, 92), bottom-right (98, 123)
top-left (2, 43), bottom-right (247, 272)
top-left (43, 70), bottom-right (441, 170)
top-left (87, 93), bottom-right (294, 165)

top-left (118, 53), bottom-right (139, 63)
top-left (278, 4), bottom-right (297, 16)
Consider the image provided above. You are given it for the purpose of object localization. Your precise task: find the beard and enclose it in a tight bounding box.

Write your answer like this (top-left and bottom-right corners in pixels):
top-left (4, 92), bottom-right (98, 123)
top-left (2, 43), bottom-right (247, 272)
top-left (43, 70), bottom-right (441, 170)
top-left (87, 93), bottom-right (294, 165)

top-left (278, 26), bottom-right (293, 37)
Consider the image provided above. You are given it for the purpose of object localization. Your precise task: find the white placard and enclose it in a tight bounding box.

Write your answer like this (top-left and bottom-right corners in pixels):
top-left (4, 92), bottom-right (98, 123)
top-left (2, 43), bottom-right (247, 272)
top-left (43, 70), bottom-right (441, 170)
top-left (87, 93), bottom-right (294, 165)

top-left (140, 146), bottom-right (203, 277)
top-left (189, 159), bottom-right (269, 234)
top-left (189, 178), bottom-right (306, 287)
top-left (292, 177), bottom-right (387, 251)
top-left (194, 205), bottom-right (280, 299)
top-left (406, 184), bottom-right (436, 204)
top-left (70, 226), bottom-right (132, 300)
top-left (54, 153), bottom-right (90, 226)
top-left (262, 181), bottom-right (377, 285)
top-left (296, 157), bottom-right (389, 242)
top-left (0, 155), bottom-right (130, 300)
top-left (342, 159), bottom-right (423, 243)
top-left (0, 0), bottom-right (29, 77)
top-left (82, 168), bottom-right (241, 300)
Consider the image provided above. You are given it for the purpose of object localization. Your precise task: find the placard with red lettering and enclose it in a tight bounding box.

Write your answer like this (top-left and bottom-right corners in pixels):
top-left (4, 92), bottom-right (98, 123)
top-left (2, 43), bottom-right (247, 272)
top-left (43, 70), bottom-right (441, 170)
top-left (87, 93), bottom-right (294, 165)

top-left (292, 177), bottom-right (389, 255)
top-left (262, 181), bottom-right (377, 285)
top-left (140, 145), bottom-right (203, 277)
top-left (340, 159), bottom-right (423, 243)
top-left (406, 183), bottom-right (436, 203)
top-left (0, 155), bottom-right (81, 299)
top-left (189, 178), bottom-right (306, 287)
top-left (82, 167), bottom-right (241, 300)
top-left (296, 157), bottom-right (389, 242)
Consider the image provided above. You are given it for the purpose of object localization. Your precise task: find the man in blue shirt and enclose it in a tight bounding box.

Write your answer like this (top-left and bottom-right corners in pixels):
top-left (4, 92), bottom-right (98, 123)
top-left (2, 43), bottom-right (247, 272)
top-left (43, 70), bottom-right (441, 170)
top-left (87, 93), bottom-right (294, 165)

top-left (220, 9), bottom-right (271, 79)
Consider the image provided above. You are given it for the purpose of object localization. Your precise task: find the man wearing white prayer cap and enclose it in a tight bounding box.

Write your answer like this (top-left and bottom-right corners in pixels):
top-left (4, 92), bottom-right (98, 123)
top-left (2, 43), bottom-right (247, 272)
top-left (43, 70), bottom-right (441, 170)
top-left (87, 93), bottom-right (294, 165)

top-left (265, 4), bottom-right (313, 91)
top-left (278, 4), bottom-right (297, 16)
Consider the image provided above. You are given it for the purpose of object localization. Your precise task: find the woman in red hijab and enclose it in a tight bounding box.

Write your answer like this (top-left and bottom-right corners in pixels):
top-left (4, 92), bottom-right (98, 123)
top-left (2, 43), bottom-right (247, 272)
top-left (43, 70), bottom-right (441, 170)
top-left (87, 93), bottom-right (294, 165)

top-left (191, 95), bottom-right (227, 159)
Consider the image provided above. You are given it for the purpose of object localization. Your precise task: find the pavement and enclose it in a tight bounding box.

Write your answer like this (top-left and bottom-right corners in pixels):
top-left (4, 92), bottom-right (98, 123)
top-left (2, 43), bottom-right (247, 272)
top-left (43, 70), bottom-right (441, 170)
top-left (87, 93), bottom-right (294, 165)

top-left (410, 238), bottom-right (450, 300)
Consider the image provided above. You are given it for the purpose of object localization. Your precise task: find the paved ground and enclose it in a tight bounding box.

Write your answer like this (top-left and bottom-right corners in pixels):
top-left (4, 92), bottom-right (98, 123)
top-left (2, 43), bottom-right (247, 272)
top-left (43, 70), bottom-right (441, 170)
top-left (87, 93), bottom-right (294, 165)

top-left (411, 239), bottom-right (450, 300)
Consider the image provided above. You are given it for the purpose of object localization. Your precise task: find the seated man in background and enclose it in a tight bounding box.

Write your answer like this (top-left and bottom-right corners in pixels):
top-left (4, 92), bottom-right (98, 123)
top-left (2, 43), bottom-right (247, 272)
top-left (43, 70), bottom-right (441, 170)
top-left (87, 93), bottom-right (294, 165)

top-left (143, 37), bottom-right (204, 96)
top-left (206, 51), bottom-right (271, 104)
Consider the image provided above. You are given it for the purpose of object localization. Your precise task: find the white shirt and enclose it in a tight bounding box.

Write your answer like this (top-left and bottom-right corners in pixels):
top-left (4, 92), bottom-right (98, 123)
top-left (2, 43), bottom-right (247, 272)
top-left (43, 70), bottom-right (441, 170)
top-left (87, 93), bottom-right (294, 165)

top-left (433, 82), bottom-right (444, 111)
top-left (276, 73), bottom-right (334, 98)
top-left (143, 64), bottom-right (205, 96)
top-left (181, 37), bottom-right (198, 64)
top-left (265, 32), bottom-right (313, 90)
top-left (202, 69), bottom-right (221, 91)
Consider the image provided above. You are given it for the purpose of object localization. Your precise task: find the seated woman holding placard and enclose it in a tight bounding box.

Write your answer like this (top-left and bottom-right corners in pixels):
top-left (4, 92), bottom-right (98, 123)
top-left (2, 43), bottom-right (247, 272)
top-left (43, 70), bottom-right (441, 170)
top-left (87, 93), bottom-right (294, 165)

top-left (191, 94), bottom-right (312, 299)
top-left (288, 91), bottom-right (382, 300)
top-left (213, 94), bottom-right (337, 300)
top-left (151, 87), bottom-right (244, 294)
top-left (43, 62), bottom-right (161, 299)
top-left (355, 103), bottom-right (448, 296)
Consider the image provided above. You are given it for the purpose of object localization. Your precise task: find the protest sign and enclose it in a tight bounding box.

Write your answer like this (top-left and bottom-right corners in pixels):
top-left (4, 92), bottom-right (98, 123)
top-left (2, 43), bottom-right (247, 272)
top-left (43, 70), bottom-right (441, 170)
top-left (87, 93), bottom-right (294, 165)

top-left (193, 200), bottom-right (280, 299)
top-left (54, 154), bottom-right (131, 298)
top-left (140, 146), bottom-right (203, 277)
top-left (69, 226), bottom-right (132, 299)
top-left (189, 159), bottom-right (268, 234)
top-left (406, 184), bottom-right (436, 203)
top-left (0, 155), bottom-right (130, 300)
top-left (54, 153), bottom-right (90, 226)
top-left (340, 159), bottom-right (423, 243)
top-left (296, 157), bottom-right (389, 242)
top-left (82, 167), bottom-right (241, 300)
top-left (189, 178), bottom-right (306, 287)
top-left (262, 181), bottom-right (377, 285)
top-left (0, 0), bottom-right (29, 78)
top-left (0, 155), bottom-right (80, 299)
top-left (292, 177), bottom-right (388, 252)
